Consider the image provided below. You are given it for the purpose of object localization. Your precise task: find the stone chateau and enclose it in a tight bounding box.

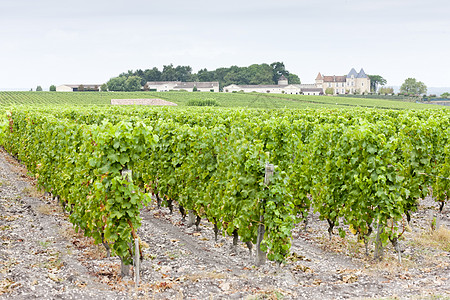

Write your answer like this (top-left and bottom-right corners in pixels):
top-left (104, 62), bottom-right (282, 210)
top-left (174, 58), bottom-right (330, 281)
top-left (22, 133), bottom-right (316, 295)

top-left (316, 68), bottom-right (370, 95)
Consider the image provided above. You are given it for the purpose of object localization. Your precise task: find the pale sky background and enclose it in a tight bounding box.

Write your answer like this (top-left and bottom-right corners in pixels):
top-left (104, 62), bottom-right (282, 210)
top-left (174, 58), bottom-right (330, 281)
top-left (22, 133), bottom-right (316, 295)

top-left (1, 0), bottom-right (449, 90)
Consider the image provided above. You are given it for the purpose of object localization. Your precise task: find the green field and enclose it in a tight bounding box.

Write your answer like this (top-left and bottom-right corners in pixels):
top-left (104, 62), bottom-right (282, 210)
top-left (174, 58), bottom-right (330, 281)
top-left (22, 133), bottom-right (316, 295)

top-left (0, 91), bottom-right (438, 110)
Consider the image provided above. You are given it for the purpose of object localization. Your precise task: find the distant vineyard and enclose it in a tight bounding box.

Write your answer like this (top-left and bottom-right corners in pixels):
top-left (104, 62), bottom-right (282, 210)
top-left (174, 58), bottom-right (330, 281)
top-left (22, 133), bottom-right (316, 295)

top-left (0, 91), bottom-right (435, 110)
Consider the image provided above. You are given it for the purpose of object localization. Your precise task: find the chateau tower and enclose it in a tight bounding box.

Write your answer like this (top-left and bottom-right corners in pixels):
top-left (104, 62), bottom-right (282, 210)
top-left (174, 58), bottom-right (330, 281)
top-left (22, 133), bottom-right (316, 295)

top-left (278, 75), bottom-right (288, 85)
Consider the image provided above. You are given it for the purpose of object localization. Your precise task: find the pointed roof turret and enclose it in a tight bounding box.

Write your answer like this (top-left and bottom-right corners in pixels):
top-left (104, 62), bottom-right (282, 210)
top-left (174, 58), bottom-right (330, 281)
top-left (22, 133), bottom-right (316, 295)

top-left (357, 68), bottom-right (368, 78)
top-left (347, 68), bottom-right (358, 78)
top-left (316, 72), bottom-right (323, 80)
top-left (277, 74), bottom-right (288, 85)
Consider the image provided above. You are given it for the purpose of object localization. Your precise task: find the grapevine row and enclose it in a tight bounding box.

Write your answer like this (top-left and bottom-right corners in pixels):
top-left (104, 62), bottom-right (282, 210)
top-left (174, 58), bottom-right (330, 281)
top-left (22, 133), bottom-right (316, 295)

top-left (1, 106), bottom-right (449, 266)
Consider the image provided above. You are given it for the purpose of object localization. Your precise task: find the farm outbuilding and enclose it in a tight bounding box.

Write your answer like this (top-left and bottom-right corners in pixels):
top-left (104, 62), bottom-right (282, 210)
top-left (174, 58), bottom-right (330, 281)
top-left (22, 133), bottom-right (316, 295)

top-left (301, 88), bottom-right (323, 95)
top-left (56, 84), bottom-right (102, 92)
top-left (145, 81), bottom-right (219, 92)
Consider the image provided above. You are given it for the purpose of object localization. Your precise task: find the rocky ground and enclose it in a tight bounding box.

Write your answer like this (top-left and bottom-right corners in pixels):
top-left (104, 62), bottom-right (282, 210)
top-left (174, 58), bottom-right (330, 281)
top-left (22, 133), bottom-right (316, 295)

top-left (0, 147), bottom-right (449, 300)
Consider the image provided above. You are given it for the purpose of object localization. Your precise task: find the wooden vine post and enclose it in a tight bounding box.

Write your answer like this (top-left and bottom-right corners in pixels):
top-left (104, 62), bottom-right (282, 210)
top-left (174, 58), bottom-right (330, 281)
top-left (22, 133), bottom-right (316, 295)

top-left (255, 163), bottom-right (274, 266)
top-left (134, 236), bottom-right (140, 288)
top-left (374, 222), bottom-right (384, 261)
top-left (120, 169), bottom-right (132, 277)
top-left (119, 168), bottom-right (140, 285)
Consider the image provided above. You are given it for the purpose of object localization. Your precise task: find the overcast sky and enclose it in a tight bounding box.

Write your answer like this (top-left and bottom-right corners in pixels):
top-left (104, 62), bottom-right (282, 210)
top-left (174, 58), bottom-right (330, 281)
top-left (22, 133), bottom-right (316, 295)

top-left (1, 0), bottom-right (449, 90)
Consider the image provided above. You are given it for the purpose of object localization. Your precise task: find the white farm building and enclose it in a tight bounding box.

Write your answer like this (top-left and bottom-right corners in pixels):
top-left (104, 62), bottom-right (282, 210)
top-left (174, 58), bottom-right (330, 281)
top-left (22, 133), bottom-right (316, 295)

top-left (223, 75), bottom-right (322, 95)
top-left (56, 84), bottom-right (102, 92)
top-left (145, 81), bottom-right (219, 92)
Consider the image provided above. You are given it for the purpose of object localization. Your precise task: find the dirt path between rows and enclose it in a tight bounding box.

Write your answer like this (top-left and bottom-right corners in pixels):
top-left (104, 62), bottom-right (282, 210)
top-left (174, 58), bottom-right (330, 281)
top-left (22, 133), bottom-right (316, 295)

top-left (1, 148), bottom-right (449, 299)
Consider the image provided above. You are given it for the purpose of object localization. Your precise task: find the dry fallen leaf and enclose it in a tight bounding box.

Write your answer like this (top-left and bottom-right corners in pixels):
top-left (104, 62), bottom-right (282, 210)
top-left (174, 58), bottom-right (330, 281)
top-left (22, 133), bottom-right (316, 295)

top-left (342, 274), bottom-right (358, 283)
top-left (336, 268), bottom-right (357, 274)
top-left (0, 278), bottom-right (15, 295)
top-left (398, 273), bottom-right (411, 280)
top-left (290, 252), bottom-right (311, 262)
top-left (48, 273), bottom-right (63, 282)
top-left (293, 264), bottom-right (312, 273)
top-left (312, 279), bottom-right (322, 286)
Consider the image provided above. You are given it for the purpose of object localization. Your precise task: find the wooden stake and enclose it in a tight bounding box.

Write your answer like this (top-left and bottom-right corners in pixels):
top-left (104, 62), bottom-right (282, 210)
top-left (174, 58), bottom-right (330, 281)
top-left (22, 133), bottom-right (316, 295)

top-left (255, 215), bottom-right (266, 266)
top-left (135, 237), bottom-right (140, 287)
top-left (264, 163), bottom-right (274, 186)
top-left (255, 163), bottom-right (274, 266)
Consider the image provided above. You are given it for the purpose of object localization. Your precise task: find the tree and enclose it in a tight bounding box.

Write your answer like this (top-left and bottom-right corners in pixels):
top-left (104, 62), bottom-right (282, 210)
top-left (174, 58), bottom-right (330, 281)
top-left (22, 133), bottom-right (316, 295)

top-left (378, 86), bottom-right (394, 95)
top-left (49, 85), bottom-right (56, 92)
top-left (175, 65), bottom-right (194, 82)
top-left (161, 64), bottom-right (178, 81)
top-left (143, 67), bottom-right (162, 83)
top-left (107, 76), bottom-right (126, 91)
top-left (223, 65), bottom-right (248, 86)
top-left (400, 78), bottom-right (427, 95)
top-left (270, 62), bottom-right (289, 84)
top-left (100, 83), bottom-right (108, 92)
top-left (441, 92), bottom-right (450, 98)
top-left (124, 76), bottom-right (142, 91)
top-left (368, 75), bottom-right (387, 93)
top-left (247, 64), bottom-right (273, 85)
top-left (197, 68), bottom-right (215, 82)
top-left (287, 73), bottom-right (301, 84)
top-left (36, 86), bottom-right (43, 91)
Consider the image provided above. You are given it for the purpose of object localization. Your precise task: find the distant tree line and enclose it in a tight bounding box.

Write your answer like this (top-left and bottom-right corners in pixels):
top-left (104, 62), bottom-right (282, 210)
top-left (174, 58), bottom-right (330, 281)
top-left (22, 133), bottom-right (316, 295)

top-left (106, 62), bottom-right (301, 92)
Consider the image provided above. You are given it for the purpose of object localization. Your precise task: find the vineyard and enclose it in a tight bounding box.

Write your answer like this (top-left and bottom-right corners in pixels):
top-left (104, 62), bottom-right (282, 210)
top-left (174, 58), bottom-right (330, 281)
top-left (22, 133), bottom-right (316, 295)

top-left (0, 91), bottom-right (436, 110)
top-left (1, 105), bottom-right (449, 272)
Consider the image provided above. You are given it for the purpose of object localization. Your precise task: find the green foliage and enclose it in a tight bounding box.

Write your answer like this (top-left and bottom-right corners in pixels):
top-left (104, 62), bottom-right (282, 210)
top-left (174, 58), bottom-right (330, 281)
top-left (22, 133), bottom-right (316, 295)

top-left (107, 76), bottom-right (126, 91)
top-left (161, 64), bottom-right (183, 81)
top-left (0, 110), bottom-right (10, 144)
top-left (325, 88), bottom-right (334, 95)
top-left (378, 86), bottom-right (394, 95)
top-left (36, 86), bottom-right (43, 92)
top-left (271, 62), bottom-right (289, 84)
top-left (124, 76), bottom-right (142, 92)
top-left (3, 105), bottom-right (450, 267)
top-left (49, 85), bottom-right (56, 92)
top-left (187, 99), bottom-right (218, 106)
top-left (368, 75), bottom-right (387, 93)
top-left (108, 62), bottom-right (301, 91)
top-left (100, 83), bottom-right (108, 92)
top-left (400, 78), bottom-right (427, 95)
top-left (2, 111), bottom-right (156, 264)
top-left (441, 92), bottom-right (450, 98)
top-left (287, 73), bottom-right (301, 84)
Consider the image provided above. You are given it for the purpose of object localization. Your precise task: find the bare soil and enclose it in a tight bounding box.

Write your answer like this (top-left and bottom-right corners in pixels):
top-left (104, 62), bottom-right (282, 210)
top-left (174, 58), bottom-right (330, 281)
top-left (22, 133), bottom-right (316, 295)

top-left (0, 148), bottom-right (449, 300)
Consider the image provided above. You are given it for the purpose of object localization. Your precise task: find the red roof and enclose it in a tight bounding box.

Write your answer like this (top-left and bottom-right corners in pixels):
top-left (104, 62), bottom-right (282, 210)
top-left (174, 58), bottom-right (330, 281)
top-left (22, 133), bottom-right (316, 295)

top-left (322, 75), bottom-right (346, 82)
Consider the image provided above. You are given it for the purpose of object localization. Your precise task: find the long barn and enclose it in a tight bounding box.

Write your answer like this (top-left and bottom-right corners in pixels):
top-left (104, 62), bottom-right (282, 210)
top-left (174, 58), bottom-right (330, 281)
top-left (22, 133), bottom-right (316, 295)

top-left (56, 84), bottom-right (102, 92)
